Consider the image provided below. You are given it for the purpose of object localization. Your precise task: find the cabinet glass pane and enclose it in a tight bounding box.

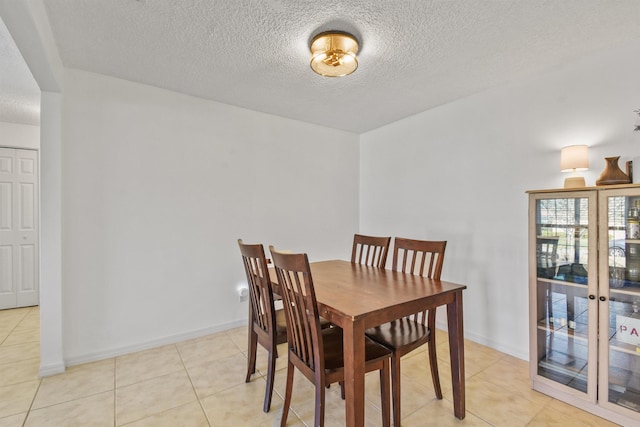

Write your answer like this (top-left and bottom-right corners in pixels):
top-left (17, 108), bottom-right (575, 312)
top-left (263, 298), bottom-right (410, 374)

top-left (607, 195), bottom-right (640, 412)
top-left (536, 198), bottom-right (589, 282)
top-left (608, 294), bottom-right (640, 412)
top-left (535, 197), bottom-right (589, 392)
top-left (607, 195), bottom-right (640, 290)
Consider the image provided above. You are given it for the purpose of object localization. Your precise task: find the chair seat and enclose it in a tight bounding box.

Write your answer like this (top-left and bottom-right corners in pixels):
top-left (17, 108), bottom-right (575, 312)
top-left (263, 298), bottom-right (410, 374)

top-left (274, 309), bottom-right (287, 336)
top-left (365, 317), bottom-right (431, 351)
top-left (321, 327), bottom-right (392, 371)
top-left (319, 317), bottom-right (332, 329)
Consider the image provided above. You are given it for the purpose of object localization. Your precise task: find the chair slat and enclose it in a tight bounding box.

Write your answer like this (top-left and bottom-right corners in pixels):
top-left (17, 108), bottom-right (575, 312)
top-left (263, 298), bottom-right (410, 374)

top-left (351, 234), bottom-right (391, 268)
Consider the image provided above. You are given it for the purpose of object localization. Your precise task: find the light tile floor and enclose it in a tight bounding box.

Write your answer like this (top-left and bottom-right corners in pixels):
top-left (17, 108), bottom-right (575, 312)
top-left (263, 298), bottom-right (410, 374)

top-left (0, 306), bottom-right (620, 426)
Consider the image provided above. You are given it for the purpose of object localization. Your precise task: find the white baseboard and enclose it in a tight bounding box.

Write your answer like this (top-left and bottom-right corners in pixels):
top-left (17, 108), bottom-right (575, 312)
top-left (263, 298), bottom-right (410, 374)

top-left (39, 361), bottom-right (66, 377)
top-left (53, 317), bottom-right (529, 370)
top-left (63, 318), bottom-right (248, 368)
top-left (435, 320), bottom-right (529, 361)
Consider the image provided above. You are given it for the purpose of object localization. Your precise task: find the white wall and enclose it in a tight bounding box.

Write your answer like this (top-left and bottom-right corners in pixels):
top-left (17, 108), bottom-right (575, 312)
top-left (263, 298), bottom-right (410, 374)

top-left (39, 91), bottom-right (64, 376)
top-left (360, 41), bottom-right (640, 359)
top-left (1, 0), bottom-right (66, 376)
top-left (61, 69), bottom-right (359, 364)
top-left (0, 121), bottom-right (39, 149)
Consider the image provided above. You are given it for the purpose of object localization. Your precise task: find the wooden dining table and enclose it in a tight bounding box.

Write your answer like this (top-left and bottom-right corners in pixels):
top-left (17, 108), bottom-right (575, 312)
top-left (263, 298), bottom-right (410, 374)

top-left (272, 259), bottom-right (466, 427)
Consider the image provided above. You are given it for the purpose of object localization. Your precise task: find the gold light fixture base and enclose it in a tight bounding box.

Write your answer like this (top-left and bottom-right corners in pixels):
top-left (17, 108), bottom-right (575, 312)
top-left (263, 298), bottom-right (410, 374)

top-left (564, 176), bottom-right (586, 189)
top-left (310, 31), bottom-right (359, 77)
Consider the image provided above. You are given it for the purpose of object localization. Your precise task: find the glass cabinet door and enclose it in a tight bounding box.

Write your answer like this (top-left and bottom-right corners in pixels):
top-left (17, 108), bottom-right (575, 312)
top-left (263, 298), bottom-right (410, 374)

top-left (600, 190), bottom-right (640, 413)
top-left (531, 193), bottom-right (597, 396)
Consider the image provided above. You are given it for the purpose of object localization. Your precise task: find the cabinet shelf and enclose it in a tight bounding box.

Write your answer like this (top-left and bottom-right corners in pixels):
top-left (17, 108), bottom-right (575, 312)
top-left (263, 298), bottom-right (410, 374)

top-left (537, 321), bottom-right (588, 342)
top-left (609, 366), bottom-right (640, 413)
top-left (610, 287), bottom-right (640, 297)
top-left (612, 389), bottom-right (640, 413)
top-left (537, 277), bottom-right (589, 288)
top-left (538, 354), bottom-right (588, 393)
top-left (609, 338), bottom-right (640, 357)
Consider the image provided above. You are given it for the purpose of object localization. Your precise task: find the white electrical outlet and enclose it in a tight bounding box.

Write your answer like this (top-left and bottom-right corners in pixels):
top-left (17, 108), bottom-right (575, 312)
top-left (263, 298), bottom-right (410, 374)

top-left (239, 287), bottom-right (249, 302)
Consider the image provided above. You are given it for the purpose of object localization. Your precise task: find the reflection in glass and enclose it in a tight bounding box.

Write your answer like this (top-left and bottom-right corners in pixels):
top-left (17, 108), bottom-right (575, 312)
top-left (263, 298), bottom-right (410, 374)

top-left (536, 198), bottom-right (589, 283)
top-left (535, 197), bottom-right (589, 392)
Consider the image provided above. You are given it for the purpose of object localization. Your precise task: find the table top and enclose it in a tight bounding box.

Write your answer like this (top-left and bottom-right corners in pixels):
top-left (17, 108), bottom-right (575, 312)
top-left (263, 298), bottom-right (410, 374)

top-left (272, 259), bottom-right (466, 325)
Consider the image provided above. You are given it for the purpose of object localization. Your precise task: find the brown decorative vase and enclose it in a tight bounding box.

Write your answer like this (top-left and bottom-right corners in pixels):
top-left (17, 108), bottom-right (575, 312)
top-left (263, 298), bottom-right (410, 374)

top-left (596, 156), bottom-right (631, 186)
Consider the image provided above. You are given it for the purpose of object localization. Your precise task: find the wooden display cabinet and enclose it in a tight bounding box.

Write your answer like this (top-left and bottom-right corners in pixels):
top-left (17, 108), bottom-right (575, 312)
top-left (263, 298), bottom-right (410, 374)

top-left (528, 184), bottom-right (640, 426)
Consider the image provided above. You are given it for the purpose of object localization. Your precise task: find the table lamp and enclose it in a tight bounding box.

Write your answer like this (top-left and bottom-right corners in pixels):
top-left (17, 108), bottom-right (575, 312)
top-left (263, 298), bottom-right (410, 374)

top-left (561, 145), bottom-right (589, 188)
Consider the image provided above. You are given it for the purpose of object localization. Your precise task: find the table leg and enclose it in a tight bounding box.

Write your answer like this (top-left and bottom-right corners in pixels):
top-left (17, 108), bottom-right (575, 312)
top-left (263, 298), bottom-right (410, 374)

top-left (447, 290), bottom-right (466, 419)
top-left (343, 319), bottom-right (366, 427)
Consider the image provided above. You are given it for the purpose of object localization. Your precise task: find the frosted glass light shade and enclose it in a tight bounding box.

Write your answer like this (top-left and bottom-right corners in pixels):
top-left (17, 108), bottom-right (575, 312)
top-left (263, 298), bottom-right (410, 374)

top-left (560, 145), bottom-right (589, 172)
top-left (310, 32), bottom-right (359, 77)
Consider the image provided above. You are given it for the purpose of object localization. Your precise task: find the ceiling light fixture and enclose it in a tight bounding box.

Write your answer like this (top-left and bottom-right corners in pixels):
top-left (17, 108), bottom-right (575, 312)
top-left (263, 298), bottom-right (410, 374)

top-left (310, 31), bottom-right (359, 77)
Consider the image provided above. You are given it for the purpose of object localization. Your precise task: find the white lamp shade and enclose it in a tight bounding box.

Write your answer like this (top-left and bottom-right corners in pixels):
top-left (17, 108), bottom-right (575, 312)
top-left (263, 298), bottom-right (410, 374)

top-left (560, 145), bottom-right (589, 172)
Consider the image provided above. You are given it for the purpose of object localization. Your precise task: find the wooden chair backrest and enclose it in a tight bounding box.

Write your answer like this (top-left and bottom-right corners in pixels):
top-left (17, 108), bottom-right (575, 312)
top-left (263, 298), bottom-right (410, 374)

top-left (393, 237), bottom-right (446, 279)
top-left (269, 246), bottom-right (324, 373)
top-left (351, 234), bottom-right (391, 268)
top-left (392, 237), bottom-right (447, 325)
top-left (238, 239), bottom-right (276, 336)
top-left (536, 236), bottom-right (559, 268)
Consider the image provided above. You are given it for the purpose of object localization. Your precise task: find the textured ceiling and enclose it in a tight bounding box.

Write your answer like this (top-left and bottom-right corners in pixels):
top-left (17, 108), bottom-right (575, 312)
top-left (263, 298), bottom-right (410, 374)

top-left (0, 16), bottom-right (40, 126)
top-left (5, 1), bottom-right (640, 132)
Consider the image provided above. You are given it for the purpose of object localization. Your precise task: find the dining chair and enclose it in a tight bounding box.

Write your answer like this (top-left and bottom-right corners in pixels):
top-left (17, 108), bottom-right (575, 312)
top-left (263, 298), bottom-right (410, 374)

top-left (365, 237), bottom-right (447, 427)
top-left (238, 239), bottom-right (288, 413)
top-left (269, 246), bottom-right (392, 427)
top-left (351, 233), bottom-right (392, 268)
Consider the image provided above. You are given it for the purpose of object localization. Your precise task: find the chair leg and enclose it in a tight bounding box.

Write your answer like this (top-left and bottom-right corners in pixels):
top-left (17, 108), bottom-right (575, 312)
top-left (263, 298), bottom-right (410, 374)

top-left (391, 355), bottom-right (401, 427)
top-left (246, 327), bottom-right (258, 383)
top-left (428, 339), bottom-right (443, 400)
top-left (339, 380), bottom-right (345, 400)
top-left (427, 311), bottom-right (442, 400)
top-left (380, 359), bottom-right (391, 427)
top-left (281, 362), bottom-right (295, 427)
top-left (315, 377), bottom-right (326, 427)
top-left (263, 342), bottom-right (277, 412)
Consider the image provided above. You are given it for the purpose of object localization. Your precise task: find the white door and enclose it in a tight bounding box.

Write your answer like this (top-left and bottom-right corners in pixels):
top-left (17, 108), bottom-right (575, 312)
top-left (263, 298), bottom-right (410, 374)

top-left (0, 148), bottom-right (39, 309)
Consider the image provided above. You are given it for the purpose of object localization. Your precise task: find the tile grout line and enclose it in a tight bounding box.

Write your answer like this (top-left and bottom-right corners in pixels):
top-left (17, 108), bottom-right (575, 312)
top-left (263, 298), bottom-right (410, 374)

top-left (114, 347), bottom-right (196, 426)
top-left (225, 329), bottom-right (309, 425)
top-left (175, 342), bottom-right (213, 427)
top-left (20, 377), bottom-right (42, 427)
top-left (17, 308), bottom-right (41, 427)
top-left (0, 306), bottom-right (33, 347)
top-left (524, 398), bottom-right (553, 427)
